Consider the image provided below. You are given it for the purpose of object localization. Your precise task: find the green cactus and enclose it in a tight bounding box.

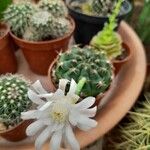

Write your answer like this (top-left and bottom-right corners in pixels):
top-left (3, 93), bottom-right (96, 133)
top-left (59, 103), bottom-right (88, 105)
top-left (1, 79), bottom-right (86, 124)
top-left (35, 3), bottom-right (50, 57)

top-left (38, 0), bottom-right (68, 17)
top-left (0, 74), bottom-right (31, 128)
top-left (3, 2), bottom-right (36, 37)
top-left (90, 0), bottom-right (123, 60)
top-left (91, 0), bottom-right (116, 16)
top-left (51, 17), bottom-right (70, 38)
top-left (53, 45), bottom-right (113, 97)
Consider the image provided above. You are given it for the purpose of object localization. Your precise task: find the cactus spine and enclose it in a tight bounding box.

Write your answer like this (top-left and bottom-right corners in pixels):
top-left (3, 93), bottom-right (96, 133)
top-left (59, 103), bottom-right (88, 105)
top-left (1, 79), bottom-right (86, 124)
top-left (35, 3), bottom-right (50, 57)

top-left (53, 45), bottom-right (114, 97)
top-left (90, 0), bottom-right (123, 60)
top-left (0, 74), bottom-right (31, 129)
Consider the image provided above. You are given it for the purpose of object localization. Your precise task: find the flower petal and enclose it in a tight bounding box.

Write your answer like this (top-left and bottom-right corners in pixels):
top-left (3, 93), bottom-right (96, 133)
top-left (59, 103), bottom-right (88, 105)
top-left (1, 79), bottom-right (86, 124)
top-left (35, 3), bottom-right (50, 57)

top-left (59, 79), bottom-right (69, 92)
top-left (35, 126), bottom-right (52, 150)
top-left (69, 110), bottom-right (78, 126)
top-left (80, 106), bottom-right (97, 117)
top-left (65, 124), bottom-right (80, 150)
top-left (51, 89), bottom-right (65, 101)
top-left (21, 110), bottom-right (40, 120)
top-left (39, 101), bottom-right (52, 111)
top-left (76, 115), bottom-right (97, 131)
top-left (32, 80), bottom-right (48, 94)
top-left (75, 97), bottom-right (96, 110)
top-left (50, 130), bottom-right (62, 150)
top-left (26, 120), bottom-right (45, 136)
top-left (28, 89), bottom-right (45, 105)
top-left (68, 79), bottom-right (77, 95)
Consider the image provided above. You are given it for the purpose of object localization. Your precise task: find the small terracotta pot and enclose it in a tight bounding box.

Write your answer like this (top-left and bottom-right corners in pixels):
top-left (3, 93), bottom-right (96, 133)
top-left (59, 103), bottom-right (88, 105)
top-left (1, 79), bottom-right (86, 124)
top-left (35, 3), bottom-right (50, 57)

top-left (0, 23), bottom-right (18, 74)
top-left (10, 17), bottom-right (75, 75)
top-left (47, 58), bottom-right (113, 107)
top-left (0, 120), bottom-right (33, 142)
top-left (112, 43), bottom-right (132, 74)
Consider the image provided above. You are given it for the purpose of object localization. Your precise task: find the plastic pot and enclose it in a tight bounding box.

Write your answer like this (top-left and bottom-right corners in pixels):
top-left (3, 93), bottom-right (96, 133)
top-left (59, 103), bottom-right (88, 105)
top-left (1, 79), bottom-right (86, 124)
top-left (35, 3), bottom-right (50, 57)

top-left (10, 17), bottom-right (75, 75)
top-left (67, 0), bottom-right (132, 46)
top-left (0, 23), bottom-right (17, 74)
top-left (0, 120), bottom-right (33, 142)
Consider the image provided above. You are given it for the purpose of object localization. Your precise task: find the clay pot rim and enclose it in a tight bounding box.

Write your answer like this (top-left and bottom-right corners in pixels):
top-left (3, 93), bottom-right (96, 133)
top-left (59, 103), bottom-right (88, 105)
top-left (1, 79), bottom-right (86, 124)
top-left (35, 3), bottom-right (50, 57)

top-left (0, 23), bottom-right (9, 41)
top-left (112, 42), bottom-right (132, 63)
top-left (47, 56), bottom-right (115, 102)
top-left (0, 120), bottom-right (28, 135)
top-left (9, 16), bottom-right (75, 45)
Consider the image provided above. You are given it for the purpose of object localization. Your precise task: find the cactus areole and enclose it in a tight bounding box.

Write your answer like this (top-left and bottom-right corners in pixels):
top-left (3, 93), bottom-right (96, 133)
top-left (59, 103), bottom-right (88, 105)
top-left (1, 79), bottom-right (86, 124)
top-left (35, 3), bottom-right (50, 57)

top-left (53, 46), bottom-right (114, 97)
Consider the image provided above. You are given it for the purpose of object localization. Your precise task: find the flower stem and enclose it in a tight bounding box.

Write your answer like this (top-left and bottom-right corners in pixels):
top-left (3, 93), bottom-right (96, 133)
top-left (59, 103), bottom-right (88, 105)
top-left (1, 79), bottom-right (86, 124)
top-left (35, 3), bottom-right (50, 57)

top-left (76, 77), bottom-right (86, 95)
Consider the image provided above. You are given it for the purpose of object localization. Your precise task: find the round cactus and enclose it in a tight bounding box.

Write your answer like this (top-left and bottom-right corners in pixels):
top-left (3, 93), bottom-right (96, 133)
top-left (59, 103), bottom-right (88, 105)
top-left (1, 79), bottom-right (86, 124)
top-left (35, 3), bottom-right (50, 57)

top-left (53, 45), bottom-right (114, 97)
top-left (51, 17), bottom-right (71, 38)
top-left (3, 2), bottom-right (36, 37)
top-left (0, 74), bottom-right (31, 128)
top-left (23, 11), bottom-right (54, 41)
top-left (91, 0), bottom-right (116, 16)
top-left (38, 0), bottom-right (68, 17)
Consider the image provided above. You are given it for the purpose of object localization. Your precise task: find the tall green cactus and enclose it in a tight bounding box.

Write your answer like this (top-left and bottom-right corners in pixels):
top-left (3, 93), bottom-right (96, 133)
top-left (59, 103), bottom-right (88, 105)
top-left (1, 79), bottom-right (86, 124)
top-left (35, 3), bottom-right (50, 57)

top-left (53, 45), bottom-right (113, 97)
top-left (91, 0), bottom-right (123, 60)
top-left (0, 74), bottom-right (31, 128)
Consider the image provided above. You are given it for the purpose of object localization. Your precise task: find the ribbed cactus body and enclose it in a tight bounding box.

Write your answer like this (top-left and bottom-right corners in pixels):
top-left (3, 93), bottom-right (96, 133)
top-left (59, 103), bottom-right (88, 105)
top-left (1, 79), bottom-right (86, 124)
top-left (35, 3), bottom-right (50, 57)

top-left (53, 46), bottom-right (113, 97)
top-left (91, 32), bottom-right (122, 59)
top-left (3, 2), bottom-right (36, 37)
top-left (92, 0), bottom-right (116, 16)
top-left (39, 0), bottom-right (68, 17)
top-left (0, 74), bottom-right (31, 128)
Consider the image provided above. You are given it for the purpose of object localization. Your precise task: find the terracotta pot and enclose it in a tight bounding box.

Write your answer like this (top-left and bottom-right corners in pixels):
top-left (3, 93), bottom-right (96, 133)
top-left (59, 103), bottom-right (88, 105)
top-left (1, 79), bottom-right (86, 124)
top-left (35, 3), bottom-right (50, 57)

top-left (112, 43), bottom-right (132, 74)
top-left (0, 23), bottom-right (18, 74)
top-left (10, 17), bottom-right (75, 75)
top-left (47, 57), bottom-right (113, 107)
top-left (0, 120), bottom-right (33, 142)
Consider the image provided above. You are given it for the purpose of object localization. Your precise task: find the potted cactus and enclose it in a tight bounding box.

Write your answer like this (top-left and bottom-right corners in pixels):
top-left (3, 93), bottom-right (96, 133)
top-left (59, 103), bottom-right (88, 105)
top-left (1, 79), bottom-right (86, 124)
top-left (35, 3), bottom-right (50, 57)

top-left (0, 23), bottom-right (17, 74)
top-left (48, 45), bottom-right (114, 106)
top-left (66, 0), bottom-right (132, 45)
top-left (3, 0), bottom-right (75, 75)
top-left (90, 0), bottom-right (132, 74)
top-left (0, 74), bottom-right (32, 142)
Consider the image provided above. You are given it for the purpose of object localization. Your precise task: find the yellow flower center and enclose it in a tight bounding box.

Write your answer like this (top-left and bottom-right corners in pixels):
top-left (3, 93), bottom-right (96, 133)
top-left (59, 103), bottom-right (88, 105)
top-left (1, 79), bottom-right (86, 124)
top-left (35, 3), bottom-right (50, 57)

top-left (50, 102), bottom-right (69, 123)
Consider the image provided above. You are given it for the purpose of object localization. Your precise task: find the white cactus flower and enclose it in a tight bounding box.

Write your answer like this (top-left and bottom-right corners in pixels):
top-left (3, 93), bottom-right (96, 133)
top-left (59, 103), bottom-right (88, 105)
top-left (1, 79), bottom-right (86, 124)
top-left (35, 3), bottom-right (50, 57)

top-left (21, 79), bottom-right (97, 150)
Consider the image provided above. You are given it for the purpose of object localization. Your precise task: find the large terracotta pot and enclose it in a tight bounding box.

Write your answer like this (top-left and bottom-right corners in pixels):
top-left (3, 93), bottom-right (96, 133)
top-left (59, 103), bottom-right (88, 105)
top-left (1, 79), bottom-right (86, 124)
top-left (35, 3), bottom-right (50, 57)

top-left (47, 57), bottom-right (114, 107)
top-left (10, 17), bottom-right (75, 75)
top-left (0, 120), bottom-right (33, 142)
top-left (0, 23), bottom-right (17, 74)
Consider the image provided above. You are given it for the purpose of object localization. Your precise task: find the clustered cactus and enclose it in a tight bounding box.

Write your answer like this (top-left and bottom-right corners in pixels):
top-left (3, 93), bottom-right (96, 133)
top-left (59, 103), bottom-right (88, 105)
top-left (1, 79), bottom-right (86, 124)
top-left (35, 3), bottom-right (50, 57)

top-left (0, 74), bottom-right (31, 129)
top-left (105, 93), bottom-right (150, 149)
top-left (90, 0), bottom-right (123, 60)
top-left (3, 0), bottom-right (70, 41)
top-left (91, 0), bottom-right (117, 16)
top-left (3, 2), bottom-right (36, 37)
top-left (80, 0), bottom-right (117, 17)
top-left (53, 45), bottom-right (114, 97)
